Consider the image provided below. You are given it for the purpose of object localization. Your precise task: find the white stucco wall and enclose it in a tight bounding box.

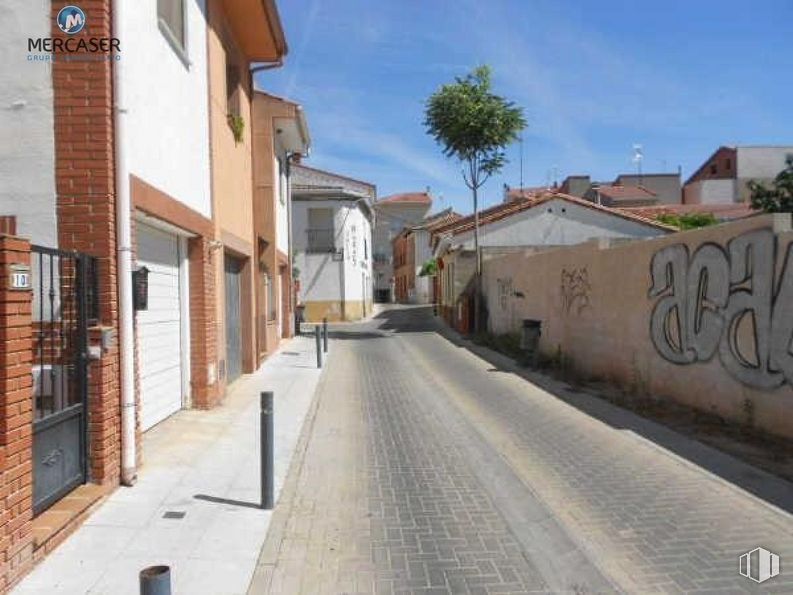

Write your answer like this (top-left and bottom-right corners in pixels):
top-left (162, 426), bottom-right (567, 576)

top-left (0, 1), bottom-right (57, 247)
top-left (452, 199), bottom-right (666, 250)
top-left (342, 206), bottom-right (373, 303)
top-left (275, 148), bottom-right (289, 255)
top-left (737, 147), bottom-right (793, 180)
top-left (292, 199), bottom-right (372, 303)
top-left (685, 179), bottom-right (737, 204)
top-left (122, 0), bottom-right (211, 217)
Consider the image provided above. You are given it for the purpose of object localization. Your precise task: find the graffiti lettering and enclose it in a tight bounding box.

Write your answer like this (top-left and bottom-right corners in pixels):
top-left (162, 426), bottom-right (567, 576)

top-left (649, 229), bottom-right (793, 389)
top-left (561, 268), bottom-right (591, 315)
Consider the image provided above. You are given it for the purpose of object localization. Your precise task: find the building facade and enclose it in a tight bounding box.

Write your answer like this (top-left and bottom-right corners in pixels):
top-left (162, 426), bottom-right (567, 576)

top-left (0, 0), bottom-right (290, 587)
top-left (252, 92), bottom-right (310, 358)
top-left (291, 165), bottom-right (375, 322)
top-left (372, 192), bottom-right (432, 302)
top-left (684, 145), bottom-right (793, 204)
top-left (433, 193), bottom-right (673, 333)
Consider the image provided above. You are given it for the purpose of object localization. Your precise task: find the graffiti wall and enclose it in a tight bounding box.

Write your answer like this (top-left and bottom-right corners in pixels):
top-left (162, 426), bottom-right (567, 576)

top-left (482, 214), bottom-right (793, 439)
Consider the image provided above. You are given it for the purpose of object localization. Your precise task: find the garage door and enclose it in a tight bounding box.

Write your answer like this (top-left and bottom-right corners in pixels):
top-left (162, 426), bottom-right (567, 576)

top-left (137, 224), bottom-right (184, 431)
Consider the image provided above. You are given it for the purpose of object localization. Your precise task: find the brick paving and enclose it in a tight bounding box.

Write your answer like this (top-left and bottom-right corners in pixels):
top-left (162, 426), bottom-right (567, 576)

top-left (252, 306), bottom-right (793, 594)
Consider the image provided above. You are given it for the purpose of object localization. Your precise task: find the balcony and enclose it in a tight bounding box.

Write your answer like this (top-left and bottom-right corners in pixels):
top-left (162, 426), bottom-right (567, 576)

top-left (306, 228), bottom-right (335, 253)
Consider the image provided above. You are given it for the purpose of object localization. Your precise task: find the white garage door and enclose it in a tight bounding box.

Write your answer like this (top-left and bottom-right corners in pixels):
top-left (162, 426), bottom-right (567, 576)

top-left (137, 223), bottom-right (184, 431)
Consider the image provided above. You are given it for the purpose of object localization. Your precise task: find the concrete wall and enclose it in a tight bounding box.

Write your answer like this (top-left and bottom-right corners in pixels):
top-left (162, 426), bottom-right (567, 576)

top-left (684, 179), bottom-right (737, 204)
top-left (482, 214), bottom-right (793, 440)
top-left (0, 1), bottom-right (57, 247)
top-left (737, 146), bottom-right (793, 180)
top-left (616, 174), bottom-right (681, 205)
top-left (452, 198), bottom-right (666, 250)
top-left (124, 0), bottom-right (211, 217)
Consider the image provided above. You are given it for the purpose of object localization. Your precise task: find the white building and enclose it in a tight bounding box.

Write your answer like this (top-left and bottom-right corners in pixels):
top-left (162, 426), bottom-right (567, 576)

top-left (291, 165), bottom-right (375, 322)
top-left (0, 0), bottom-right (58, 246)
top-left (684, 145), bottom-right (793, 205)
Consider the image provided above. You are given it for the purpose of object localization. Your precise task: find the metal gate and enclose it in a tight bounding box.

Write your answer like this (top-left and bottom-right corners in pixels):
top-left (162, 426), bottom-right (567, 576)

top-left (31, 246), bottom-right (95, 515)
top-left (224, 255), bottom-right (242, 383)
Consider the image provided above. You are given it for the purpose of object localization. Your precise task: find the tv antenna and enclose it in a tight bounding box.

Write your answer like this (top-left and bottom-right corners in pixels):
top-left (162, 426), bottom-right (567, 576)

top-left (632, 144), bottom-right (644, 185)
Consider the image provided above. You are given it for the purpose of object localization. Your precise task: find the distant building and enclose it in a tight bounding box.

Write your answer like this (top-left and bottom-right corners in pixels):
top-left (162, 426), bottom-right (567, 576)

top-left (372, 192), bottom-right (432, 302)
top-left (549, 172), bottom-right (682, 206)
top-left (392, 208), bottom-right (461, 304)
top-left (684, 145), bottom-right (793, 204)
top-left (291, 165), bottom-right (375, 321)
top-left (432, 193), bottom-right (673, 333)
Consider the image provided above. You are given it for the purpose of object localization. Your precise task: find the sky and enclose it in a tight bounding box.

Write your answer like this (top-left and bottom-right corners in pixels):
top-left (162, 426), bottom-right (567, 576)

top-left (255, 0), bottom-right (793, 215)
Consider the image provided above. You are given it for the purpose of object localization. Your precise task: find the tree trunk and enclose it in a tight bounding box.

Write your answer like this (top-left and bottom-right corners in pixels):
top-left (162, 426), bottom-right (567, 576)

top-left (473, 184), bottom-right (481, 334)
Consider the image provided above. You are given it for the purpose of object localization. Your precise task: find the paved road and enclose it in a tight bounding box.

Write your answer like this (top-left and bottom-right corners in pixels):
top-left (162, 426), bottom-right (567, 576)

top-left (251, 306), bottom-right (793, 594)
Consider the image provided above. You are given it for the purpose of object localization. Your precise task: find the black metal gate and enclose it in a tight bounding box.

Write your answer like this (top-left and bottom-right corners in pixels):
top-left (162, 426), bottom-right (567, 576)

top-left (31, 245), bottom-right (95, 515)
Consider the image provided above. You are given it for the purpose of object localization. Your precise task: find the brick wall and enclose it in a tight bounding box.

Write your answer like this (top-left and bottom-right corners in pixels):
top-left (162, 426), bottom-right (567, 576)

top-left (0, 236), bottom-right (35, 591)
top-left (51, 0), bottom-right (121, 485)
top-left (189, 237), bottom-right (219, 409)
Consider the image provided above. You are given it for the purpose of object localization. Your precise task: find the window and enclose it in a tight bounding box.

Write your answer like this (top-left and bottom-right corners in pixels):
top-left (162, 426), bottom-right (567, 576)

top-left (158, 0), bottom-right (186, 54)
top-left (307, 208), bottom-right (334, 253)
top-left (709, 163), bottom-right (717, 175)
top-left (725, 158), bottom-right (732, 170)
top-left (364, 238), bottom-right (368, 261)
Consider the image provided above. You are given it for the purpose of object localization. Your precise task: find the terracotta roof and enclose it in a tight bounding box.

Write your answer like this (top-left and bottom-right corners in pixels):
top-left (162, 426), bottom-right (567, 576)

top-left (432, 192), bottom-right (675, 241)
top-left (619, 202), bottom-right (758, 221)
top-left (377, 192), bottom-right (432, 204)
top-left (595, 184), bottom-right (657, 201)
top-left (504, 186), bottom-right (551, 202)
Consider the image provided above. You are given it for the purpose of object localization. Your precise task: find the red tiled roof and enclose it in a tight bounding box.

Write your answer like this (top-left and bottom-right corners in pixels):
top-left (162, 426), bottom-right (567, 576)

top-left (505, 186), bottom-right (550, 201)
top-left (595, 184), bottom-right (657, 201)
top-left (377, 192), bottom-right (432, 204)
top-left (619, 202), bottom-right (758, 221)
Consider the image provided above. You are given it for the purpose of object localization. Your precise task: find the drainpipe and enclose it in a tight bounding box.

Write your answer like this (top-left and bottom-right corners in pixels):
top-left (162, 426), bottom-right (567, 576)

top-left (113, 0), bottom-right (137, 486)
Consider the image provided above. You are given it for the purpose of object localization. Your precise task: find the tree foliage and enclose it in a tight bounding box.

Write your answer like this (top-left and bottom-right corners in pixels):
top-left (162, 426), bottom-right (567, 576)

top-left (749, 157), bottom-right (793, 213)
top-left (655, 212), bottom-right (719, 230)
top-left (424, 65), bottom-right (526, 191)
top-left (418, 259), bottom-right (438, 277)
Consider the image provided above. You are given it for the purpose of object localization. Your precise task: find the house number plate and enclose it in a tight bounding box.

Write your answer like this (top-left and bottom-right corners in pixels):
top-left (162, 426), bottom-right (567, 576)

top-left (9, 264), bottom-right (30, 290)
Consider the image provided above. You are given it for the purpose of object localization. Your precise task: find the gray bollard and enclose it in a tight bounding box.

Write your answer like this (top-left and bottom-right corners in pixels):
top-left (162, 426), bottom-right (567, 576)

top-left (140, 565), bottom-right (171, 595)
top-left (260, 391), bottom-right (274, 510)
top-left (315, 324), bottom-right (322, 368)
top-left (322, 317), bottom-right (328, 353)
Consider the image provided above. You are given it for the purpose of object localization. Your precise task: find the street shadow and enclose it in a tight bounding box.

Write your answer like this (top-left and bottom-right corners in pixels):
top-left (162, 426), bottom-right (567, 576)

top-left (435, 324), bottom-right (793, 516)
top-left (193, 494), bottom-right (262, 510)
top-left (373, 305), bottom-right (439, 333)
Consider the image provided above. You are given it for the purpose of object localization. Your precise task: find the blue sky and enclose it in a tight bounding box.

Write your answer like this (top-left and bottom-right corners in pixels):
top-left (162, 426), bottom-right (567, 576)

top-left (255, 0), bottom-right (793, 214)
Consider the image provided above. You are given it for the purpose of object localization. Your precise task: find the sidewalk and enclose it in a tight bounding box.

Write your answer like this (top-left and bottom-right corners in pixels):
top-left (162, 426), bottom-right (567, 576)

top-left (13, 334), bottom-right (326, 595)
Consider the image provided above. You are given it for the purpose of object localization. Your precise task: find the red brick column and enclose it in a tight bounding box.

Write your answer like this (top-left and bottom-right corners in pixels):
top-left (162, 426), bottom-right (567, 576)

top-left (189, 238), bottom-right (220, 409)
top-left (52, 1), bottom-right (121, 485)
top-left (0, 236), bottom-right (34, 590)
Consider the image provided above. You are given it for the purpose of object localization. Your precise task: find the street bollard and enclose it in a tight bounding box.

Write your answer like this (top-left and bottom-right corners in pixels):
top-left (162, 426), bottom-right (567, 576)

top-left (315, 324), bottom-right (322, 368)
top-left (260, 391), bottom-right (274, 510)
top-left (322, 317), bottom-right (328, 353)
top-left (140, 565), bottom-right (171, 595)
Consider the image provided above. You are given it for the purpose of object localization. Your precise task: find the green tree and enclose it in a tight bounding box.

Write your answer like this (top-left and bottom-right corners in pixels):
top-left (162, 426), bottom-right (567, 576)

top-left (424, 65), bottom-right (526, 331)
top-left (749, 156), bottom-right (793, 213)
top-left (655, 212), bottom-right (718, 230)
